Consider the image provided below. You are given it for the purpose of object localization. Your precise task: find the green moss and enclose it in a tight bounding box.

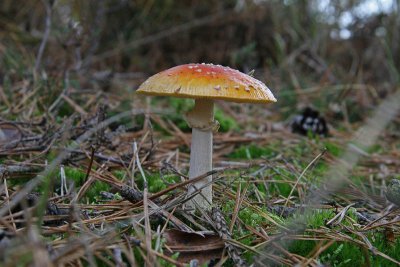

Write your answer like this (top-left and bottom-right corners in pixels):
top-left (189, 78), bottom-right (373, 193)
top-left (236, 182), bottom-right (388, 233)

top-left (371, 234), bottom-right (400, 266)
top-left (64, 167), bottom-right (87, 185)
top-left (228, 144), bottom-right (276, 159)
top-left (169, 98), bottom-right (194, 113)
top-left (62, 167), bottom-right (110, 202)
top-left (324, 141), bottom-right (343, 157)
top-left (149, 177), bottom-right (166, 192)
top-left (231, 166), bottom-right (296, 199)
top-left (214, 108), bottom-right (239, 132)
top-left (239, 207), bottom-right (266, 229)
top-left (113, 170), bottom-right (127, 180)
top-left (286, 208), bottom-right (400, 266)
top-left (268, 181), bottom-right (292, 198)
top-left (221, 199), bottom-right (281, 244)
top-left (86, 181), bottom-right (111, 202)
top-left (312, 161), bottom-right (328, 176)
top-left (134, 172), bottom-right (180, 193)
top-left (220, 197), bottom-right (285, 265)
top-left (346, 207), bottom-right (358, 223)
top-left (287, 210), bottom-right (355, 264)
top-left (316, 236), bottom-right (400, 266)
top-left (288, 240), bottom-right (318, 259)
top-left (292, 209), bottom-right (335, 229)
top-left (266, 168), bottom-right (295, 197)
top-left (318, 243), bottom-right (354, 266)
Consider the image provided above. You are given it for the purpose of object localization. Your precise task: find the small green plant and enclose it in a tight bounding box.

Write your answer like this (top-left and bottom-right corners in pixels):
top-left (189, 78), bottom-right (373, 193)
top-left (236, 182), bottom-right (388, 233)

top-left (86, 181), bottom-right (111, 202)
top-left (318, 244), bottom-right (352, 267)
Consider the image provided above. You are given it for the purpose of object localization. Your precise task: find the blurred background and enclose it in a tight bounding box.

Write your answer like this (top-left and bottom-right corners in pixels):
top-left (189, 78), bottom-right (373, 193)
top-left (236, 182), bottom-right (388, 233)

top-left (1, 0), bottom-right (399, 119)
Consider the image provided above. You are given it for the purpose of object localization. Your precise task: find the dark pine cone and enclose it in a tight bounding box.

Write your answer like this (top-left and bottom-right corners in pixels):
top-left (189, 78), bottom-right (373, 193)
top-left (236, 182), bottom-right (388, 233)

top-left (119, 185), bottom-right (144, 203)
top-left (291, 107), bottom-right (328, 136)
top-left (211, 207), bottom-right (248, 267)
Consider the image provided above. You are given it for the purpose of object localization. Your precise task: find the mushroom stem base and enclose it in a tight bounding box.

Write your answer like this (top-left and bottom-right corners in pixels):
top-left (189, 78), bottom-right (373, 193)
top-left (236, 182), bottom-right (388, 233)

top-left (188, 128), bottom-right (213, 209)
top-left (187, 99), bottom-right (214, 210)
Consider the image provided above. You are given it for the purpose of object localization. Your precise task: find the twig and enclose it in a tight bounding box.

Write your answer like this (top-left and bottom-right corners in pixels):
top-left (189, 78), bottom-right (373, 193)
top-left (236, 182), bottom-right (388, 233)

top-left (326, 203), bottom-right (356, 227)
top-left (229, 181), bottom-right (249, 233)
top-left (149, 170), bottom-right (219, 201)
top-left (133, 141), bottom-right (147, 184)
top-left (83, 147), bottom-right (96, 184)
top-left (362, 208), bottom-right (397, 230)
top-left (35, 0), bottom-right (53, 72)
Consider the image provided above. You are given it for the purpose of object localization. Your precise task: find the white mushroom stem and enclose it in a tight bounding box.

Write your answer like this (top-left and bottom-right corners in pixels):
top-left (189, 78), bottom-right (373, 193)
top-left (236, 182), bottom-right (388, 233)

top-left (186, 99), bottom-right (218, 210)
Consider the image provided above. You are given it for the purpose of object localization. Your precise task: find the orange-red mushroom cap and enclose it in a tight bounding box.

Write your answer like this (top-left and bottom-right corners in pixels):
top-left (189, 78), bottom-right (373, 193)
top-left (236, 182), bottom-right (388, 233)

top-left (136, 63), bottom-right (277, 103)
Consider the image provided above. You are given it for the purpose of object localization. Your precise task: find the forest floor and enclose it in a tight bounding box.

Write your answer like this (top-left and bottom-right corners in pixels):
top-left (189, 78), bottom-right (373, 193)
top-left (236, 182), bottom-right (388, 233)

top-left (1, 72), bottom-right (400, 266)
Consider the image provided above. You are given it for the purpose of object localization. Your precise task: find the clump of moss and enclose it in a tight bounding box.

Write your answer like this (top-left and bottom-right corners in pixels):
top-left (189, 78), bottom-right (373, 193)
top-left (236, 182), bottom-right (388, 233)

top-left (134, 172), bottom-right (180, 193)
top-left (228, 144), bottom-right (276, 159)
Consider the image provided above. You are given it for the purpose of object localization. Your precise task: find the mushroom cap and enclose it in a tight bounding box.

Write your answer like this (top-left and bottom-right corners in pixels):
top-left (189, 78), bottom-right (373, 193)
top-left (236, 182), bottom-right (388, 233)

top-left (136, 63), bottom-right (276, 103)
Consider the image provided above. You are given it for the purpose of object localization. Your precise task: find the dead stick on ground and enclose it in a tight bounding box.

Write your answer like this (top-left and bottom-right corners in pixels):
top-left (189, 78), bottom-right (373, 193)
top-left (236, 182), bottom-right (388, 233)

top-left (83, 147), bottom-right (96, 184)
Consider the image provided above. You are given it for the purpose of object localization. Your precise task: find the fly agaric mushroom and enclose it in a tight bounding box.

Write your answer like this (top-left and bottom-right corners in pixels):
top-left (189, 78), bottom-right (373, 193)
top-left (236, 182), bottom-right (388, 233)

top-left (136, 63), bottom-right (276, 209)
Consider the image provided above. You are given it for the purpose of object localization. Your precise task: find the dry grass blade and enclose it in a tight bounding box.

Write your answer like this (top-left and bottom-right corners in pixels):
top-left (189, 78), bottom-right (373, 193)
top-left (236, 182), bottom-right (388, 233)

top-left (283, 149), bottom-right (326, 209)
top-left (325, 203), bottom-right (356, 227)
